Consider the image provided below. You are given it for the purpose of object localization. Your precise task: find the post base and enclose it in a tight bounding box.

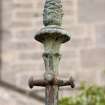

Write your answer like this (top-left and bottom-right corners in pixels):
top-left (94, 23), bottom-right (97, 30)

top-left (35, 25), bottom-right (71, 43)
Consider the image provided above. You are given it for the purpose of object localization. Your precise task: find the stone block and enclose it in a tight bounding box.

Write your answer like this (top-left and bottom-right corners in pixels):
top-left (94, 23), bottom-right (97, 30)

top-left (11, 21), bottom-right (33, 28)
top-left (96, 24), bottom-right (105, 48)
top-left (14, 11), bottom-right (36, 19)
top-left (60, 57), bottom-right (81, 73)
top-left (70, 37), bottom-right (94, 49)
top-left (76, 70), bottom-right (98, 84)
top-left (18, 52), bottom-right (42, 61)
top-left (65, 24), bottom-right (87, 39)
top-left (0, 87), bottom-right (42, 105)
top-left (13, 3), bottom-right (33, 9)
top-left (2, 30), bottom-right (12, 41)
top-left (78, 0), bottom-right (105, 22)
top-left (81, 48), bottom-right (105, 69)
top-left (96, 70), bottom-right (105, 86)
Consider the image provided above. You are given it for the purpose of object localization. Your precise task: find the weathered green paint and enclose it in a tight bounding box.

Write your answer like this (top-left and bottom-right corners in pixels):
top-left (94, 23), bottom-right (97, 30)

top-left (45, 85), bottom-right (58, 105)
top-left (43, 37), bottom-right (61, 105)
top-left (28, 0), bottom-right (75, 104)
top-left (39, 0), bottom-right (70, 105)
top-left (43, 0), bottom-right (63, 26)
top-left (30, 0), bottom-right (71, 105)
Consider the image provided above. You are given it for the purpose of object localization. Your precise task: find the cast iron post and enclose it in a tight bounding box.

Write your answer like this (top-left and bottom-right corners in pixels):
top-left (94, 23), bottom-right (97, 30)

top-left (29, 0), bottom-right (75, 105)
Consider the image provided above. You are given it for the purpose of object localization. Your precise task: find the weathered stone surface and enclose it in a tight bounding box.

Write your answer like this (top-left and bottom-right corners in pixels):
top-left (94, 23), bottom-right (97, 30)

top-left (2, 30), bottom-right (12, 41)
top-left (81, 48), bottom-right (105, 69)
top-left (75, 70), bottom-right (98, 84)
top-left (96, 70), bottom-right (105, 86)
top-left (2, 41), bottom-right (36, 50)
top-left (78, 0), bottom-right (105, 22)
top-left (65, 24), bottom-right (86, 39)
top-left (0, 86), bottom-right (42, 105)
top-left (14, 11), bottom-right (36, 18)
top-left (19, 52), bottom-right (42, 60)
top-left (96, 24), bottom-right (105, 48)
top-left (13, 3), bottom-right (33, 9)
top-left (69, 37), bottom-right (94, 49)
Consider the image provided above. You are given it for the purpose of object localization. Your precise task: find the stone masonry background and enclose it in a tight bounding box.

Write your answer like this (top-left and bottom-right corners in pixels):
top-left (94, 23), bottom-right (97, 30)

top-left (0, 0), bottom-right (105, 105)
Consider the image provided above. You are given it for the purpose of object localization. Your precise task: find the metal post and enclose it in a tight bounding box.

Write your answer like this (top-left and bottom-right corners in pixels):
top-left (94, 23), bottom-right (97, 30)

top-left (29, 0), bottom-right (75, 105)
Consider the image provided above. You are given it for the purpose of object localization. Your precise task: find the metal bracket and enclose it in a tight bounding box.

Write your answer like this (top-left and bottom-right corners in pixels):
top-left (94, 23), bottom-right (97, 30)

top-left (29, 76), bottom-right (75, 89)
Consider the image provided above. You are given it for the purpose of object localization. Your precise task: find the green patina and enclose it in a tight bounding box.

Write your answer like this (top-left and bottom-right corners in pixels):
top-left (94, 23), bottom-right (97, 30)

top-left (36, 1), bottom-right (70, 105)
top-left (43, 0), bottom-right (63, 26)
top-left (30, 0), bottom-right (72, 105)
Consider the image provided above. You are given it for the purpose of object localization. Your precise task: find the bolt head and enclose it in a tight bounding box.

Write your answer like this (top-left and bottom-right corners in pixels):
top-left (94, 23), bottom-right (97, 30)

top-left (44, 72), bottom-right (54, 82)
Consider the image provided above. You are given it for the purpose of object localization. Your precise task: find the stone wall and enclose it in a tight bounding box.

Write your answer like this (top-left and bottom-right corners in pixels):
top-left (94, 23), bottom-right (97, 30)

top-left (0, 0), bottom-right (105, 104)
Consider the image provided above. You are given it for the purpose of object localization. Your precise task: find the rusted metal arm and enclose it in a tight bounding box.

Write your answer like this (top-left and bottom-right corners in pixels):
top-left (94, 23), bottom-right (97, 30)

top-left (29, 77), bottom-right (75, 89)
top-left (29, 78), bottom-right (47, 88)
top-left (57, 78), bottom-right (75, 88)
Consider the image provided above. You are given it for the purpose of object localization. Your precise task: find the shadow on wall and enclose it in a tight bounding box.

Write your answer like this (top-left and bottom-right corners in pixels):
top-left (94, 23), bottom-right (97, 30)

top-left (0, 0), bottom-right (2, 78)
